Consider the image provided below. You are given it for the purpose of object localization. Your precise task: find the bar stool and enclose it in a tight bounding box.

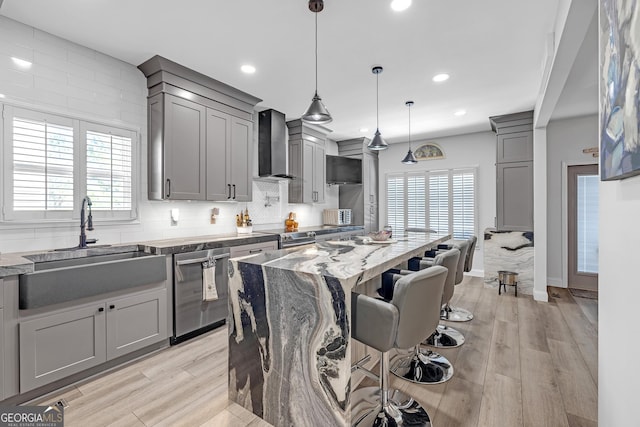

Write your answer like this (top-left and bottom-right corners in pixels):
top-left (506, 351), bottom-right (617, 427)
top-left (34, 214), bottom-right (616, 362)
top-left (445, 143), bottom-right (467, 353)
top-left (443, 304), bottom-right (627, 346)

top-left (351, 266), bottom-right (448, 427)
top-left (401, 248), bottom-right (466, 350)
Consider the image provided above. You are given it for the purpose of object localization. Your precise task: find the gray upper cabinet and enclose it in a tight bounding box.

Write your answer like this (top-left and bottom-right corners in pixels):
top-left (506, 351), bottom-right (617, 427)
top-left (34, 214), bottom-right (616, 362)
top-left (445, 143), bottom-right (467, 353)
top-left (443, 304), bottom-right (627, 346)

top-left (139, 55), bottom-right (261, 202)
top-left (205, 110), bottom-right (253, 201)
top-left (490, 111), bottom-right (534, 231)
top-left (149, 93), bottom-right (207, 200)
top-left (287, 119), bottom-right (329, 204)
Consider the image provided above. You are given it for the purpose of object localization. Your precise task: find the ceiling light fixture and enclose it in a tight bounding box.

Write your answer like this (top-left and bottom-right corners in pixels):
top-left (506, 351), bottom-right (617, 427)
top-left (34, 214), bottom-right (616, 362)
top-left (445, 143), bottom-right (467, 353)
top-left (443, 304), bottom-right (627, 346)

top-left (391, 0), bottom-right (412, 11)
top-left (401, 101), bottom-right (418, 164)
top-left (301, 0), bottom-right (332, 125)
top-left (367, 66), bottom-right (388, 151)
top-left (359, 127), bottom-right (369, 133)
top-left (432, 73), bottom-right (449, 82)
top-left (11, 57), bottom-right (32, 69)
top-left (0, 94), bottom-right (5, 99)
top-left (241, 64), bottom-right (256, 74)
top-left (454, 109), bottom-right (467, 116)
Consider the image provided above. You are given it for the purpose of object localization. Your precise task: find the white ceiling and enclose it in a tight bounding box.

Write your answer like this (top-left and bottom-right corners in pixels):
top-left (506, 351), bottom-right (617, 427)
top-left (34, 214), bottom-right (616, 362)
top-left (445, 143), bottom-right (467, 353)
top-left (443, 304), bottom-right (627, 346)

top-left (1, 0), bottom-right (591, 143)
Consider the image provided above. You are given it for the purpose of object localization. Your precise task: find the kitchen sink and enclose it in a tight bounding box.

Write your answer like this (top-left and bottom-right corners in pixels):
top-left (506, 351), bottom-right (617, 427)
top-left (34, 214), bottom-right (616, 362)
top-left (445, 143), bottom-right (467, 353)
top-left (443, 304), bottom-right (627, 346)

top-left (19, 252), bottom-right (167, 309)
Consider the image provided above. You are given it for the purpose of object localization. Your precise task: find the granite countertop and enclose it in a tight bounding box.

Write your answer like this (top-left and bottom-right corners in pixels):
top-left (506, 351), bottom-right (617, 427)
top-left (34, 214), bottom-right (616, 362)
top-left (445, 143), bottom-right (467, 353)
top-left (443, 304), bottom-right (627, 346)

top-left (235, 231), bottom-right (450, 285)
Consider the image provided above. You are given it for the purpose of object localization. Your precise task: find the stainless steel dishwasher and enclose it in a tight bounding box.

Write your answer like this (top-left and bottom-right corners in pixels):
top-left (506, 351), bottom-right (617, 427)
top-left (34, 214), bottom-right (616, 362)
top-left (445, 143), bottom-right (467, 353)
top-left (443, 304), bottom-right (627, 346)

top-left (171, 248), bottom-right (229, 344)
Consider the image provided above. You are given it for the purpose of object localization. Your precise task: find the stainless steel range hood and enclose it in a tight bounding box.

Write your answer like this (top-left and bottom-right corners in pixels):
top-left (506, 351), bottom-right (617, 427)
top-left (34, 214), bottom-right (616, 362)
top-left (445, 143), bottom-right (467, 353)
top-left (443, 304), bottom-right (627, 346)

top-left (259, 109), bottom-right (293, 179)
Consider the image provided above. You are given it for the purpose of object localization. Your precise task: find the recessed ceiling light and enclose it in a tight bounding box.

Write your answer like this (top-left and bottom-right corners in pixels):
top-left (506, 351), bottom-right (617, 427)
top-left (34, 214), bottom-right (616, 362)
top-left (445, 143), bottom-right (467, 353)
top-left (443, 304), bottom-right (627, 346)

top-left (390, 0), bottom-right (412, 11)
top-left (359, 128), bottom-right (369, 133)
top-left (11, 57), bottom-right (32, 69)
top-left (454, 110), bottom-right (467, 116)
top-left (0, 94), bottom-right (5, 99)
top-left (241, 64), bottom-right (256, 74)
top-left (432, 73), bottom-right (450, 83)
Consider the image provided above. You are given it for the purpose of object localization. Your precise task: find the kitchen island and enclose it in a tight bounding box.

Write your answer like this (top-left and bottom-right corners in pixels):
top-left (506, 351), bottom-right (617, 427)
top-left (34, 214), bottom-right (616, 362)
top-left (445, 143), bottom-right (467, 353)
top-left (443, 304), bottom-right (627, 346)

top-left (227, 231), bottom-right (450, 426)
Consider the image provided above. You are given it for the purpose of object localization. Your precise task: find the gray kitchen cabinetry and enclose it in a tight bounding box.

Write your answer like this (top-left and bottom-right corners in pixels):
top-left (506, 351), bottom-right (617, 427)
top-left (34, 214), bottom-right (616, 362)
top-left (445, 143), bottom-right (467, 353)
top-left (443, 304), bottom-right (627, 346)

top-left (229, 240), bottom-right (278, 258)
top-left (0, 279), bottom-right (4, 401)
top-left (206, 109), bottom-right (253, 202)
top-left (287, 119), bottom-right (328, 204)
top-left (139, 55), bottom-right (261, 202)
top-left (490, 111), bottom-right (534, 231)
top-left (148, 93), bottom-right (207, 200)
top-left (337, 138), bottom-right (379, 234)
top-left (19, 287), bottom-right (167, 393)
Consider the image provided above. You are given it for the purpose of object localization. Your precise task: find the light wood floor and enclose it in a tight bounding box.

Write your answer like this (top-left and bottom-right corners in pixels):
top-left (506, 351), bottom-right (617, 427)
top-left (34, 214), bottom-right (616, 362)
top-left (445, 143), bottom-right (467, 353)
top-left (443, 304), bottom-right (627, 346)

top-left (30, 276), bottom-right (598, 427)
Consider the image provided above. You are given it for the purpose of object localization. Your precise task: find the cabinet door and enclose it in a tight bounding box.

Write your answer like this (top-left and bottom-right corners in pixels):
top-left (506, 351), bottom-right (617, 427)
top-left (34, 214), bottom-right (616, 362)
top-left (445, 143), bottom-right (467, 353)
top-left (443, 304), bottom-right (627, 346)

top-left (288, 140), bottom-right (303, 203)
top-left (230, 240), bottom-right (278, 258)
top-left (302, 141), bottom-right (315, 203)
top-left (229, 117), bottom-right (253, 202)
top-left (497, 161), bottom-right (533, 231)
top-left (364, 153), bottom-right (378, 204)
top-left (20, 304), bottom-right (106, 393)
top-left (497, 131), bottom-right (533, 163)
top-left (106, 289), bottom-right (168, 360)
top-left (0, 307), bottom-right (3, 401)
top-left (365, 204), bottom-right (378, 234)
top-left (164, 94), bottom-right (206, 200)
top-left (313, 143), bottom-right (325, 203)
top-left (206, 109), bottom-right (231, 201)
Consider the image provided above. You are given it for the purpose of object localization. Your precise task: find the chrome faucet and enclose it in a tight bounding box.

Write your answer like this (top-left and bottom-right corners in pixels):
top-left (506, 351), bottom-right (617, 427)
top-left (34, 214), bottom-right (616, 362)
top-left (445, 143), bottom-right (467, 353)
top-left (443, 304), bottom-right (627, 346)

top-left (79, 196), bottom-right (94, 248)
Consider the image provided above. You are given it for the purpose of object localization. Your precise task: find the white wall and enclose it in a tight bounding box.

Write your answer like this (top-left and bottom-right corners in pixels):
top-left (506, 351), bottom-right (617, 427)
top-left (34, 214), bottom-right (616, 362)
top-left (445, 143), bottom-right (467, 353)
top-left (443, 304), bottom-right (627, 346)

top-left (377, 131), bottom-right (496, 274)
top-left (546, 114), bottom-right (598, 285)
top-left (0, 16), bottom-right (336, 254)
top-left (599, 176), bottom-right (640, 425)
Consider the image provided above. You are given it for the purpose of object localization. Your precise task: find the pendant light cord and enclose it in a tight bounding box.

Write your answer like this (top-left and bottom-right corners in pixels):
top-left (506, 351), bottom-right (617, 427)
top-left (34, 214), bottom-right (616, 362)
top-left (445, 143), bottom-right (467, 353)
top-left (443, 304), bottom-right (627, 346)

top-left (408, 103), bottom-right (411, 149)
top-left (376, 73), bottom-right (380, 129)
top-left (315, 12), bottom-right (318, 93)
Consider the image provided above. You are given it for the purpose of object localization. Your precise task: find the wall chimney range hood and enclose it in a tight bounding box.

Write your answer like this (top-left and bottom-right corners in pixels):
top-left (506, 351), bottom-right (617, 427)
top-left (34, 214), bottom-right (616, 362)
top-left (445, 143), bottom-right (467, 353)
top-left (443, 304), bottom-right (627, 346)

top-left (259, 109), bottom-right (293, 179)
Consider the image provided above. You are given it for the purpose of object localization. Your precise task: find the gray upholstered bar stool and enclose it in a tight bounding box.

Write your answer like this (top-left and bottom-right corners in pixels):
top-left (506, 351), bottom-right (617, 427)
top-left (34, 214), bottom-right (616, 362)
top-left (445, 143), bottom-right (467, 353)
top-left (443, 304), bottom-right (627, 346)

top-left (351, 266), bottom-right (448, 427)
top-left (401, 248), bottom-right (466, 350)
top-left (435, 236), bottom-right (476, 322)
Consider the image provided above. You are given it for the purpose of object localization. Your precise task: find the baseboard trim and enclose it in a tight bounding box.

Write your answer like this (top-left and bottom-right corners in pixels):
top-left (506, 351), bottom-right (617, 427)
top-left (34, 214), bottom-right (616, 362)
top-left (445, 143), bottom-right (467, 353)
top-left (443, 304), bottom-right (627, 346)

top-left (547, 277), bottom-right (566, 288)
top-left (533, 288), bottom-right (549, 302)
top-left (466, 269), bottom-right (484, 278)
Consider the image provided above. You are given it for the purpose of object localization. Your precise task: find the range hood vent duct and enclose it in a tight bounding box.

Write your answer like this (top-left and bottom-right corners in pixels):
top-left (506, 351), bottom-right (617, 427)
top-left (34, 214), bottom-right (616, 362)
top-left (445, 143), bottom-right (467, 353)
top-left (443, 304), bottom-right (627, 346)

top-left (259, 109), bottom-right (293, 179)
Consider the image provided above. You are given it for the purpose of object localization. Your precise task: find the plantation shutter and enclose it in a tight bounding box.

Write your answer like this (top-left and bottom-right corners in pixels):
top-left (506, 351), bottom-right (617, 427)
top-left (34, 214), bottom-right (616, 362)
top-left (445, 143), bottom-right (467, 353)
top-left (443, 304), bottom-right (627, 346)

top-left (386, 175), bottom-right (405, 234)
top-left (452, 170), bottom-right (475, 239)
top-left (406, 174), bottom-right (426, 229)
top-left (428, 172), bottom-right (449, 234)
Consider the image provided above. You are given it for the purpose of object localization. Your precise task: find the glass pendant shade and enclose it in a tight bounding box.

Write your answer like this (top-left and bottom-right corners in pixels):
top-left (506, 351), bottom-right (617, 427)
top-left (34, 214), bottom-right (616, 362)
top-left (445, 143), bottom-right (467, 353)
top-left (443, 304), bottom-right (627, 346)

top-left (401, 100), bottom-right (417, 164)
top-left (302, 92), bottom-right (332, 124)
top-left (368, 129), bottom-right (389, 150)
top-left (368, 66), bottom-right (388, 151)
top-left (302, 3), bottom-right (332, 124)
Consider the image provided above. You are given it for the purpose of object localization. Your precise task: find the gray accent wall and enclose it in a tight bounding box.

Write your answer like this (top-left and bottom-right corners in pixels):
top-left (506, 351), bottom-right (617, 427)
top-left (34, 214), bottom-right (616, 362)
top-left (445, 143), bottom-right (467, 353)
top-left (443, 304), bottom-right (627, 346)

top-left (546, 115), bottom-right (598, 286)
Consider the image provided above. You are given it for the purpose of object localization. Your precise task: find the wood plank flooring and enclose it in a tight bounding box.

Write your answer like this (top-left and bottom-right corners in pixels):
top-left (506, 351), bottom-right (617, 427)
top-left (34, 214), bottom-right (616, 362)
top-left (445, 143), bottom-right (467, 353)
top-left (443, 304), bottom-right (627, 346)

top-left (29, 277), bottom-right (598, 427)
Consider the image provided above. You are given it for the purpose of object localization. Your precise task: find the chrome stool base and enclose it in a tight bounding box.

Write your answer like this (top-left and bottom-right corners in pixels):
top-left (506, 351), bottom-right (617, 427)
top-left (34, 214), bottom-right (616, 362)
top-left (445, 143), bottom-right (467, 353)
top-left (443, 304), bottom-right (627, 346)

top-left (441, 304), bottom-right (474, 322)
top-left (351, 386), bottom-right (432, 427)
top-left (425, 324), bottom-right (465, 348)
top-left (391, 347), bottom-right (454, 385)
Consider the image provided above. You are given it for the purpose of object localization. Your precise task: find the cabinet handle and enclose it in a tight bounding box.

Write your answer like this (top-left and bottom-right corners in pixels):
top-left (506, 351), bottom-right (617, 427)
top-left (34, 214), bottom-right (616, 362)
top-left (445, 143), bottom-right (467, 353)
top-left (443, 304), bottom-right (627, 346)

top-left (166, 179), bottom-right (171, 198)
top-left (109, 304), bottom-right (115, 310)
top-left (227, 184), bottom-right (232, 199)
top-left (98, 307), bottom-right (104, 312)
top-left (249, 249), bottom-right (263, 254)
top-left (232, 184), bottom-right (236, 199)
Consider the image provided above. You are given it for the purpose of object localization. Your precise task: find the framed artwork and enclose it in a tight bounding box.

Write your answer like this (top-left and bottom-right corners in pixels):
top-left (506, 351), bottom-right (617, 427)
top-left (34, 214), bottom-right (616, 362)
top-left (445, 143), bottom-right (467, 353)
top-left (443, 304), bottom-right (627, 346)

top-left (600, 0), bottom-right (640, 180)
top-left (414, 143), bottom-right (445, 160)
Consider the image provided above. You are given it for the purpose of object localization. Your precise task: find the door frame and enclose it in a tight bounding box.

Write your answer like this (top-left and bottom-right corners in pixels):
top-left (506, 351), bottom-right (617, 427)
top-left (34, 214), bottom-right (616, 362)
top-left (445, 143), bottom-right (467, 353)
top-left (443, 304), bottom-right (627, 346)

top-left (561, 160), bottom-right (598, 288)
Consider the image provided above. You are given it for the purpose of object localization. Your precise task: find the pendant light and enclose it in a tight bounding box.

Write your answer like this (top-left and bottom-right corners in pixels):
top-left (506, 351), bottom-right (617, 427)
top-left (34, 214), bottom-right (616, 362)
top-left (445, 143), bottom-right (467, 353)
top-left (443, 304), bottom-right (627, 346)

top-left (367, 66), bottom-right (389, 150)
top-left (302, 0), bottom-right (332, 124)
top-left (401, 101), bottom-right (418, 164)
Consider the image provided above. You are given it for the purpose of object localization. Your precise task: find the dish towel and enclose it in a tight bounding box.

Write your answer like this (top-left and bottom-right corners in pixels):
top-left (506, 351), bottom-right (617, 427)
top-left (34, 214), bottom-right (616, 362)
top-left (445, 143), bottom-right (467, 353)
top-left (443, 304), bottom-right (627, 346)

top-left (202, 260), bottom-right (218, 301)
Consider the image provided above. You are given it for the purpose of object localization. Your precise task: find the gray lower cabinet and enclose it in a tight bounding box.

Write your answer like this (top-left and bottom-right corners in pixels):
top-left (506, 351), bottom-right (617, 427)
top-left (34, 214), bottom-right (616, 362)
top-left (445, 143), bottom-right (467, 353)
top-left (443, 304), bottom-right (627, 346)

top-left (20, 304), bottom-right (107, 393)
top-left (19, 288), bottom-right (167, 393)
top-left (497, 161), bottom-right (533, 231)
top-left (206, 110), bottom-right (253, 202)
top-left (149, 93), bottom-right (207, 200)
top-left (229, 240), bottom-right (278, 258)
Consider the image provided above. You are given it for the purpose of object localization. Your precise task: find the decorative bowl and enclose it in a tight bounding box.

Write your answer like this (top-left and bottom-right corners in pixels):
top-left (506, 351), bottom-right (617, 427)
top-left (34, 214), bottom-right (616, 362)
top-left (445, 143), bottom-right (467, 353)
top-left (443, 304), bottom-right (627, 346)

top-left (369, 230), bottom-right (391, 241)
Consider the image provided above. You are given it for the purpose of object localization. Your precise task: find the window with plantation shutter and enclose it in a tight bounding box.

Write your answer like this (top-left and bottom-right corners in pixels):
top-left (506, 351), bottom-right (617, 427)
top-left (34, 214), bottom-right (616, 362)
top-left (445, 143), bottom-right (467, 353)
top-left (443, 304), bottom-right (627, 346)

top-left (86, 129), bottom-right (133, 212)
top-left (386, 175), bottom-right (405, 233)
top-left (2, 104), bottom-right (138, 223)
top-left (385, 168), bottom-right (476, 238)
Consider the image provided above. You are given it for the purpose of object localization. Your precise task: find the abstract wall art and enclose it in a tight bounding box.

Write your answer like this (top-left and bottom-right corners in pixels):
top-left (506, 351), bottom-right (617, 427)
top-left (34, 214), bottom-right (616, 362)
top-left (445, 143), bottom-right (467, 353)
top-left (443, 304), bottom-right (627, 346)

top-left (600, 0), bottom-right (640, 180)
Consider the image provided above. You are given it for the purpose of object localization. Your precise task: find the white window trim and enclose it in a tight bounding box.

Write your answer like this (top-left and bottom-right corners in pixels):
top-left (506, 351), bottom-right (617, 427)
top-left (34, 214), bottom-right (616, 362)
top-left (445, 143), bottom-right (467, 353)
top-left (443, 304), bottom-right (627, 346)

top-left (384, 167), bottom-right (479, 239)
top-left (1, 102), bottom-right (140, 225)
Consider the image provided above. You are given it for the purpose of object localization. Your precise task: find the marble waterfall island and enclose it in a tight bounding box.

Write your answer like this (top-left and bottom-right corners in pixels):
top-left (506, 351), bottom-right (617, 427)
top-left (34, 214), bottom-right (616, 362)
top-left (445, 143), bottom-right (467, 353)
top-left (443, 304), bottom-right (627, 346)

top-left (483, 228), bottom-right (534, 295)
top-left (227, 232), bottom-right (450, 427)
